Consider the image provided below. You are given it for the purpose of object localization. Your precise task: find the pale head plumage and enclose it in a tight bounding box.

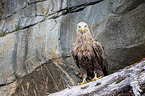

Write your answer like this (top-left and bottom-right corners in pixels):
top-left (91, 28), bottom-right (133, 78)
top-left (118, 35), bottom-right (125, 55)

top-left (77, 22), bottom-right (91, 36)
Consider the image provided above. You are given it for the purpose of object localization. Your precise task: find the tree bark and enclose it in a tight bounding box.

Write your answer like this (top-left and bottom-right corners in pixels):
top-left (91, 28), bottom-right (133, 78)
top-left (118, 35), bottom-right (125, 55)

top-left (48, 60), bottom-right (145, 96)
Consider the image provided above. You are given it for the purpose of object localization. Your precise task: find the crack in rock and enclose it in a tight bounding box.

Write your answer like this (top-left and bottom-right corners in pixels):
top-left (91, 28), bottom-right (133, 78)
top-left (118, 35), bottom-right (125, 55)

top-left (0, 0), bottom-right (104, 37)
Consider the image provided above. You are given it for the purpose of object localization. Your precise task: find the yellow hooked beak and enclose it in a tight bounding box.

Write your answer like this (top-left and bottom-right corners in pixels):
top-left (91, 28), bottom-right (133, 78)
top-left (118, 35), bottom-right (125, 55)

top-left (81, 26), bottom-right (85, 33)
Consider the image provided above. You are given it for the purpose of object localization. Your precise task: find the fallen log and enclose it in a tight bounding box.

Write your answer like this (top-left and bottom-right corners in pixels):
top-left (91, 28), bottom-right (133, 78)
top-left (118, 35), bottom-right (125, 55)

top-left (48, 60), bottom-right (145, 96)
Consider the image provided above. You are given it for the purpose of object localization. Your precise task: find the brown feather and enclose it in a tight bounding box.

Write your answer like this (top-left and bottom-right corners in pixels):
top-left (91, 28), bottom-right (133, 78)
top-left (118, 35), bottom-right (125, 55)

top-left (72, 22), bottom-right (108, 79)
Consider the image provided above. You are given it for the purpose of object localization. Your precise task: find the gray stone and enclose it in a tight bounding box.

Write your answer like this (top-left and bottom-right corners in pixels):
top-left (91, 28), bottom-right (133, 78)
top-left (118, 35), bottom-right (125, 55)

top-left (60, 0), bottom-right (111, 55)
top-left (67, 0), bottom-right (99, 7)
top-left (0, 0), bottom-right (67, 95)
top-left (60, 1), bottom-right (145, 73)
top-left (0, 0), bottom-right (145, 95)
top-left (110, 0), bottom-right (144, 14)
top-left (99, 3), bottom-right (145, 73)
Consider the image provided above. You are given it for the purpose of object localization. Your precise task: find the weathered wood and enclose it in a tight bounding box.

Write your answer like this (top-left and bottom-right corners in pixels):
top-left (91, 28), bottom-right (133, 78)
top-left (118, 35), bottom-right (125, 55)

top-left (48, 60), bottom-right (145, 96)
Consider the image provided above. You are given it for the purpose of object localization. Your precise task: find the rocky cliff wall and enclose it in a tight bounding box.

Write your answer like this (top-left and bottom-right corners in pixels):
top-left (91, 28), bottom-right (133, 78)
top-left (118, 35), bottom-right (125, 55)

top-left (0, 0), bottom-right (145, 95)
top-left (60, 0), bottom-right (145, 73)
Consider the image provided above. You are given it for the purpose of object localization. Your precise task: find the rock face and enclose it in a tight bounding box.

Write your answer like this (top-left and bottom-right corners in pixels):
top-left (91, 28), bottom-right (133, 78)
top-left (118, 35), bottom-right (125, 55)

top-left (0, 0), bottom-right (67, 95)
top-left (60, 0), bottom-right (145, 73)
top-left (0, 0), bottom-right (145, 95)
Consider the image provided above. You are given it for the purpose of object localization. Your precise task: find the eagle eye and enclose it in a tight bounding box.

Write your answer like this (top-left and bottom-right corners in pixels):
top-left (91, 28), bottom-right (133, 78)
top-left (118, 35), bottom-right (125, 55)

top-left (78, 26), bottom-right (81, 28)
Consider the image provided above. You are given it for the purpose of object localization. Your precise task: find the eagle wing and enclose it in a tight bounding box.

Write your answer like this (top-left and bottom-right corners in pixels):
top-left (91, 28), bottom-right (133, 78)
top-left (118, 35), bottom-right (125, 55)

top-left (92, 41), bottom-right (108, 76)
top-left (72, 51), bottom-right (80, 68)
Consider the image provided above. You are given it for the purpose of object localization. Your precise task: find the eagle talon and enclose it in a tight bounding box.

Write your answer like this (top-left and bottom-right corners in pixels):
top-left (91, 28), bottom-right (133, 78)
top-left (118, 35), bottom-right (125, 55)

top-left (80, 81), bottom-right (87, 85)
top-left (92, 74), bottom-right (102, 81)
top-left (78, 82), bottom-right (87, 85)
top-left (78, 78), bottom-right (87, 85)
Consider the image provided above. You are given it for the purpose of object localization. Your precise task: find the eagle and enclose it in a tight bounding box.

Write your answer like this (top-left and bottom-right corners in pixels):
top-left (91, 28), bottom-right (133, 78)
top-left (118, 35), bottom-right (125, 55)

top-left (72, 22), bottom-right (108, 85)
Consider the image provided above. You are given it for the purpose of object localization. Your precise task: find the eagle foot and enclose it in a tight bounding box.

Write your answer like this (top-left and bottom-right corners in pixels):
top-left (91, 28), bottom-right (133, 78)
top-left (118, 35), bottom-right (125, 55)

top-left (78, 81), bottom-right (87, 85)
top-left (92, 74), bottom-right (102, 81)
top-left (78, 78), bottom-right (87, 85)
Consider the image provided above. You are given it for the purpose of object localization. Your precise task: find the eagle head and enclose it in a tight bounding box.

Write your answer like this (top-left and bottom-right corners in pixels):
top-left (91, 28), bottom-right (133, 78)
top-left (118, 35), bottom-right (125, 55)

top-left (77, 22), bottom-right (89, 34)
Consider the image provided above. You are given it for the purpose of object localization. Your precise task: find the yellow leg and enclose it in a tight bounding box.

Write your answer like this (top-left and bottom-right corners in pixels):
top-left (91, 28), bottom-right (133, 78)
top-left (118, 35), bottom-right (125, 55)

top-left (92, 74), bottom-right (102, 81)
top-left (78, 78), bottom-right (87, 85)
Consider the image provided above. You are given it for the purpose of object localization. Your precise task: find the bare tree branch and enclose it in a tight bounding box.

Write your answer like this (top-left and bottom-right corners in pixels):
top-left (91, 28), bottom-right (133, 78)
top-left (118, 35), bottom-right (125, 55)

top-left (48, 60), bottom-right (145, 96)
